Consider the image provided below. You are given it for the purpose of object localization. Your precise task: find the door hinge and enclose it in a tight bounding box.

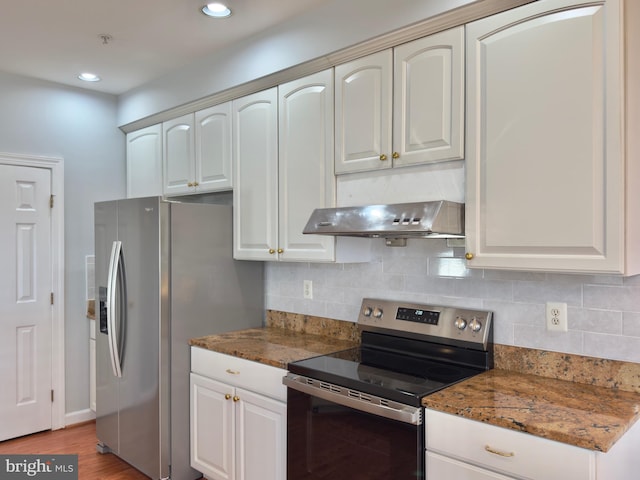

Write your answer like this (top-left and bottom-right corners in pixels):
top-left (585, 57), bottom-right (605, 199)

top-left (51, 390), bottom-right (54, 402)
top-left (50, 195), bottom-right (54, 208)
top-left (50, 292), bottom-right (54, 305)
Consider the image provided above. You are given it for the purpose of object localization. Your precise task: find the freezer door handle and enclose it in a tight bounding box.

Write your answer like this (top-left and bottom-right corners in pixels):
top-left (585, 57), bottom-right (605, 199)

top-left (107, 240), bottom-right (125, 378)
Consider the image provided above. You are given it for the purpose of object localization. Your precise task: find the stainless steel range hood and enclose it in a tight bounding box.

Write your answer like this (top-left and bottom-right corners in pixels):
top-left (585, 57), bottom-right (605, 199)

top-left (303, 201), bottom-right (464, 244)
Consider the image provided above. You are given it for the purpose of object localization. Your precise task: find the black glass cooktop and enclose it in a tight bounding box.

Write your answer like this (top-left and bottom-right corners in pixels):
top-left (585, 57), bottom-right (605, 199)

top-left (287, 342), bottom-right (485, 407)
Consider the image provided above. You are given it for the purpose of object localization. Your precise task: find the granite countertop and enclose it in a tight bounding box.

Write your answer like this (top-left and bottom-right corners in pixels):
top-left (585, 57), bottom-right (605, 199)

top-left (190, 326), bottom-right (358, 369)
top-left (190, 310), bottom-right (640, 453)
top-left (422, 369), bottom-right (640, 452)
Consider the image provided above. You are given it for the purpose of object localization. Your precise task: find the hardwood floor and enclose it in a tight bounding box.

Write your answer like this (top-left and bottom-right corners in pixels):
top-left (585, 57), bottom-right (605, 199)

top-left (0, 421), bottom-right (150, 479)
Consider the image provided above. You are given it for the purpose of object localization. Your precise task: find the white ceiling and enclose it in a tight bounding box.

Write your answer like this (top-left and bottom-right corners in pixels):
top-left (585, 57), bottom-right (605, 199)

top-left (0, 0), bottom-right (333, 95)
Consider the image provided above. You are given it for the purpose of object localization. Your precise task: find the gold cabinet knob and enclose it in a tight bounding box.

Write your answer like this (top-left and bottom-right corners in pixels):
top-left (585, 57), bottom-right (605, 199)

top-left (392, 152), bottom-right (400, 159)
top-left (187, 182), bottom-right (193, 187)
top-left (225, 394), bottom-right (231, 400)
top-left (277, 248), bottom-right (284, 254)
top-left (193, 181), bottom-right (199, 187)
top-left (465, 252), bottom-right (474, 260)
top-left (268, 249), bottom-right (276, 254)
top-left (379, 154), bottom-right (388, 161)
top-left (233, 396), bottom-right (240, 402)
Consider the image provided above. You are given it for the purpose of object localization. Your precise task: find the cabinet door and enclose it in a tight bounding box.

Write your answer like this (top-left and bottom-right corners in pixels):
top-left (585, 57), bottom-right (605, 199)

top-left (465, 0), bottom-right (623, 273)
top-left (335, 50), bottom-right (393, 174)
top-left (126, 124), bottom-right (162, 198)
top-left (393, 26), bottom-right (464, 167)
top-left (163, 114), bottom-right (195, 196)
top-left (236, 388), bottom-right (286, 480)
top-left (278, 69), bottom-right (335, 262)
top-left (190, 373), bottom-right (235, 480)
top-left (233, 88), bottom-right (279, 260)
top-left (196, 103), bottom-right (233, 192)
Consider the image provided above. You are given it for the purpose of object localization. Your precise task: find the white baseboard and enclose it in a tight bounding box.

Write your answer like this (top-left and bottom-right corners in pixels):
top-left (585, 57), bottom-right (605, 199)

top-left (64, 408), bottom-right (96, 427)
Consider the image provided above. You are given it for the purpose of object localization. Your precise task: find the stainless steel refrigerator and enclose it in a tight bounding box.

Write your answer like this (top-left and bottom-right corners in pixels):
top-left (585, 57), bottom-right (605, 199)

top-left (94, 196), bottom-right (264, 480)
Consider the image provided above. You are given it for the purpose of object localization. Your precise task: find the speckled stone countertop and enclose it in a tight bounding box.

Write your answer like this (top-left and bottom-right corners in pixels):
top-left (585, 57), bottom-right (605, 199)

top-left (189, 310), bottom-right (359, 369)
top-left (190, 310), bottom-right (640, 453)
top-left (422, 369), bottom-right (640, 452)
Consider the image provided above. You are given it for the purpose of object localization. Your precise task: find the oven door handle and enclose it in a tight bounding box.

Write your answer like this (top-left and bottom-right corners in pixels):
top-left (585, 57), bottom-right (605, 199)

top-left (283, 373), bottom-right (422, 425)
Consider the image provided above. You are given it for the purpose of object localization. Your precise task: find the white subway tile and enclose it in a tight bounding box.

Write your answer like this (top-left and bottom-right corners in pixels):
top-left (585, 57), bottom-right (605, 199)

top-left (570, 308), bottom-right (622, 334)
top-left (584, 285), bottom-right (640, 312)
top-left (583, 333), bottom-right (640, 363)
top-left (513, 281), bottom-right (582, 306)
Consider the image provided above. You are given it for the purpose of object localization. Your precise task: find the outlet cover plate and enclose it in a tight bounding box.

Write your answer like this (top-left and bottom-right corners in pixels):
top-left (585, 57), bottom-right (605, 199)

top-left (303, 280), bottom-right (313, 299)
top-left (546, 302), bottom-right (568, 332)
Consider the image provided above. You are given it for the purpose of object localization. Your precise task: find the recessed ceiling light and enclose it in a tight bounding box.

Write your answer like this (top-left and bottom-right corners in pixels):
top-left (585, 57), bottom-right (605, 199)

top-left (78, 72), bottom-right (101, 82)
top-left (202, 3), bottom-right (232, 18)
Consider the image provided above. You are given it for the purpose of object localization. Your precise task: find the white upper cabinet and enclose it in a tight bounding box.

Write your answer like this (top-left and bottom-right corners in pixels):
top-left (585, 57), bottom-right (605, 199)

top-left (464, 0), bottom-right (639, 274)
top-left (126, 124), bottom-right (163, 198)
top-left (195, 103), bottom-right (233, 192)
top-left (163, 113), bottom-right (194, 196)
top-left (163, 104), bottom-right (233, 196)
top-left (278, 69), bottom-right (335, 262)
top-left (393, 27), bottom-right (464, 168)
top-left (232, 88), bottom-right (280, 261)
top-left (233, 71), bottom-right (336, 262)
top-left (335, 50), bottom-right (393, 174)
top-left (334, 27), bottom-right (464, 174)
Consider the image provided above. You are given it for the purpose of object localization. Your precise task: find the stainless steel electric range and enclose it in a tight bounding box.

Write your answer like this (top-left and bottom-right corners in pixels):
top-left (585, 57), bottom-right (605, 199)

top-left (284, 298), bottom-right (493, 480)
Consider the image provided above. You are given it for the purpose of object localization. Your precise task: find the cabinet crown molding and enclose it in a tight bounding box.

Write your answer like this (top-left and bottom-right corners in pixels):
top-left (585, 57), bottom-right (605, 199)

top-left (119, 0), bottom-right (533, 134)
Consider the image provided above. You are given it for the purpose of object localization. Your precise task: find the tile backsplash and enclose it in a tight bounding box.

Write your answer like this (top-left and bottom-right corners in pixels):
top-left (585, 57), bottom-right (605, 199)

top-left (265, 239), bottom-right (640, 363)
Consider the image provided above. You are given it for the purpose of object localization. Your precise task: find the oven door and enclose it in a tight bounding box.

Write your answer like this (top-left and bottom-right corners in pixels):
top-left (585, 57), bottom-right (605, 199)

top-left (284, 373), bottom-right (424, 480)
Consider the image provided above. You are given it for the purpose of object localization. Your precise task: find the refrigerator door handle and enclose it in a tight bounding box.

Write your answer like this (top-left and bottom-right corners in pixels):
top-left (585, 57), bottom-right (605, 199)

top-left (107, 240), bottom-right (123, 378)
top-left (116, 244), bottom-right (127, 372)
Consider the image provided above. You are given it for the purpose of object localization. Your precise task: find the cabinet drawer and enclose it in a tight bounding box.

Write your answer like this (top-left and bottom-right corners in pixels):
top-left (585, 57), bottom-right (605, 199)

top-left (425, 410), bottom-right (594, 480)
top-left (191, 347), bottom-right (287, 401)
top-left (427, 452), bottom-right (515, 480)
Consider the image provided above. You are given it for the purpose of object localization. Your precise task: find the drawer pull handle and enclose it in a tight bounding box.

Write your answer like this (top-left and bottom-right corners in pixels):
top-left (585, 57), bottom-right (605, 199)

top-left (226, 369), bottom-right (240, 375)
top-left (485, 445), bottom-right (515, 457)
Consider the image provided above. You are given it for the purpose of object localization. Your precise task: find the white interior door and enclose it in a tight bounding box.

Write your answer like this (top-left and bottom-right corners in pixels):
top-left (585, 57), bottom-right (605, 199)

top-left (0, 164), bottom-right (52, 441)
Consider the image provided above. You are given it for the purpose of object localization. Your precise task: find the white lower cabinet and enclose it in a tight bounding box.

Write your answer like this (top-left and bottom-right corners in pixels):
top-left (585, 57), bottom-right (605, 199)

top-left (425, 409), bottom-right (640, 480)
top-left (190, 347), bottom-right (286, 480)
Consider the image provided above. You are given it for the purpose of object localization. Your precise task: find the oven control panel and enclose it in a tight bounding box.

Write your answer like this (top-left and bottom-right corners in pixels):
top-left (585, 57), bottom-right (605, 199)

top-left (358, 298), bottom-right (492, 349)
top-left (396, 307), bottom-right (440, 325)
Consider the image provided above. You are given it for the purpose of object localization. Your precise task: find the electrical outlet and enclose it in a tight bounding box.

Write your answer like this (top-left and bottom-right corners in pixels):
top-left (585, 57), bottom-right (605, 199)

top-left (546, 302), bottom-right (568, 332)
top-left (303, 280), bottom-right (313, 299)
